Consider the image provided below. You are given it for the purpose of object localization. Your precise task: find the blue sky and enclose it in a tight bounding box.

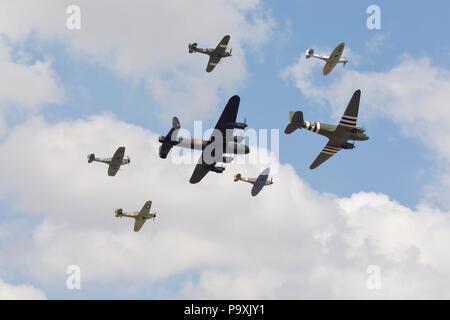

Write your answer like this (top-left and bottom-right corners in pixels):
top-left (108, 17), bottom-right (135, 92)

top-left (1, 1), bottom-right (450, 299)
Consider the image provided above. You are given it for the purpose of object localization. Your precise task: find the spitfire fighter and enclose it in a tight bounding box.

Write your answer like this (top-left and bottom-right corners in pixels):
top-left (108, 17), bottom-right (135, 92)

top-left (188, 35), bottom-right (232, 72)
top-left (159, 95), bottom-right (250, 184)
top-left (115, 200), bottom-right (156, 232)
top-left (87, 146), bottom-right (130, 176)
top-left (234, 167), bottom-right (273, 197)
top-left (305, 42), bottom-right (348, 75)
top-left (285, 90), bottom-right (369, 169)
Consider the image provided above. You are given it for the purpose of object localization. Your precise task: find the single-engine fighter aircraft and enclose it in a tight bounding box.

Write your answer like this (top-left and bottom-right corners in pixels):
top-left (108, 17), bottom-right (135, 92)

top-left (115, 200), bottom-right (156, 232)
top-left (285, 90), bottom-right (369, 169)
top-left (234, 167), bottom-right (273, 197)
top-left (305, 42), bottom-right (348, 76)
top-left (188, 35), bottom-right (232, 72)
top-left (159, 95), bottom-right (250, 184)
top-left (87, 146), bottom-right (130, 176)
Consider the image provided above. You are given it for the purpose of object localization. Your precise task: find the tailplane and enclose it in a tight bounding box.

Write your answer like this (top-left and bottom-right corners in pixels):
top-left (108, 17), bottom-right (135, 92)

top-left (284, 111), bottom-right (304, 134)
top-left (87, 153), bottom-right (95, 163)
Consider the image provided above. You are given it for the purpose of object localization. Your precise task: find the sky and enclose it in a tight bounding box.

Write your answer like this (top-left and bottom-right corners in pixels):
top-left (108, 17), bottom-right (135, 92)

top-left (1, 0), bottom-right (450, 299)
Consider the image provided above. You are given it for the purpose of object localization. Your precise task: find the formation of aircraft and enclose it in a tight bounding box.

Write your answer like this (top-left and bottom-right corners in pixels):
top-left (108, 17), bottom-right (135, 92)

top-left (115, 201), bottom-right (156, 232)
top-left (87, 146), bottom-right (130, 176)
top-left (234, 167), bottom-right (273, 197)
top-left (159, 95), bottom-right (250, 184)
top-left (188, 35), bottom-right (232, 72)
top-left (86, 37), bottom-right (368, 232)
top-left (285, 90), bottom-right (369, 169)
top-left (305, 42), bottom-right (348, 76)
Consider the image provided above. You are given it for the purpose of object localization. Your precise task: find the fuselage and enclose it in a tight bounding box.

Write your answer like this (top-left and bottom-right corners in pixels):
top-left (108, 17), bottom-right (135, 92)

top-left (191, 47), bottom-right (231, 58)
top-left (303, 120), bottom-right (369, 141)
top-left (174, 137), bottom-right (249, 155)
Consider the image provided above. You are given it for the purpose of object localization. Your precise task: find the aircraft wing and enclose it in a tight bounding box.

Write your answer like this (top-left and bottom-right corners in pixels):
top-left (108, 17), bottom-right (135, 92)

top-left (323, 42), bottom-right (345, 75)
top-left (133, 201), bottom-right (152, 232)
top-left (206, 55), bottom-right (222, 72)
top-left (213, 95), bottom-right (240, 136)
top-left (189, 154), bottom-right (213, 184)
top-left (310, 140), bottom-right (344, 170)
top-left (134, 217), bottom-right (146, 232)
top-left (336, 90), bottom-right (361, 131)
top-left (108, 147), bottom-right (125, 176)
top-left (213, 35), bottom-right (230, 55)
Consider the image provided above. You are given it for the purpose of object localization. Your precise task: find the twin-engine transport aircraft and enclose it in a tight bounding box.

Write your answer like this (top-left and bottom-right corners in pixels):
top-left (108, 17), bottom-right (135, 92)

top-left (87, 146), bottom-right (130, 176)
top-left (234, 167), bottom-right (273, 197)
top-left (285, 90), bottom-right (369, 169)
top-left (159, 95), bottom-right (250, 184)
top-left (305, 42), bottom-right (348, 76)
top-left (115, 200), bottom-right (156, 232)
top-left (188, 35), bottom-right (232, 72)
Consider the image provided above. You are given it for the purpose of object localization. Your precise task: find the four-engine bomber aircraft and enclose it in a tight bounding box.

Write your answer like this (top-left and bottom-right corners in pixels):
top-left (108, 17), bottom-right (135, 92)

top-left (234, 167), bottom-right (273, 197)
top-left (87, 146), bottom-right (130, 176)
top-left (188, 35), bottom-right (232, 72)
top-left (159, 95), bottom-right (250, 184)
top-left (306, 42), bottom-right (348, 76)
top-left (285, 90), bottom-right (369, 169)
top-left (115, 200), bottom-right (156, 232)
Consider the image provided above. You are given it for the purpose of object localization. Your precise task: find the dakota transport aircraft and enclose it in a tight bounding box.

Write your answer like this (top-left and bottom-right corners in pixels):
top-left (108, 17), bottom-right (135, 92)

top-left (188, 35), bottom-right (232, 72)
top-left (159, 95), bottom-right (250, 184)
top-left (305, 42), bottom-right (348, 75)
top-left (285, 90), bottom-right (369, 169)
top-left (87, 146), bottom-right (130, 176)
top-left (115, 200), bottom-right (156, 232)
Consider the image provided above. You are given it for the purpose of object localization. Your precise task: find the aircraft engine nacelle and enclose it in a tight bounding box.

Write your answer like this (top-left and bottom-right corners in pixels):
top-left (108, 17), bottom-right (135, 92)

top-left (222, 156), bottom-right (233, 164)
top-left (226, 122), bottom-right (247, 130)
top-left (210, 166), bottom-right (225, 174)
top-left (115, 208), bottom-right (123, 217)
top-left (341, 142), bottom-right (355, 150)
top-left (305, 48), bottom-right (314, 59)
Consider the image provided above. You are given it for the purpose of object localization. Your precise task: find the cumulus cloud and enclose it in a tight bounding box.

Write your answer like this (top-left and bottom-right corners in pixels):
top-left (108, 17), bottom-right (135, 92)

top-left (1, 115), bottom-right (450, 298)
top-left (0, 278), bottom-right (46, 300)
top-left (0, 0), bottom-right (274, 119)
top-left (0, 39), bottom-right (63, 135)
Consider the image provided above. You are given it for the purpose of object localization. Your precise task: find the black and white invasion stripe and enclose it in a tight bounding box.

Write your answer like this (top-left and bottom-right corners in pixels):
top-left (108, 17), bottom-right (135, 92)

top-left (304, 121), bottom-right (321, 133)
top-left (339, 115), bottom-right (357, 128)
top-left (322, 145), bottom-right (341, 155)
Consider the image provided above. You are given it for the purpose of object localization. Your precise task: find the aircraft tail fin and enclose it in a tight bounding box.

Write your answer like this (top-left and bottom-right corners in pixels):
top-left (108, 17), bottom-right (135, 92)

top-left (285, 111), bottom-right (304, 134)
top-left (87, 153), bottom-right (95, 163)
top-left (234, 174), bottom-right (242, 182)
top-left (115, 208), bottom-right (123, 217)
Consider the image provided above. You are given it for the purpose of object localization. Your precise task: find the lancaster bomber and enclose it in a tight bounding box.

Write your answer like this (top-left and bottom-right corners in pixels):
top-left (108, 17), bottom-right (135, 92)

top-left (115, 200), bottom-right (156, 232)
top-left (159, 95), bottom-right (250, 184)
top-left (87, 146), bottom-right (130, 176)
top-left (234, 167), bottom-right (273, 197)
top-left (305, 42), bottom-right (348, 76)
top-left (188, 35), bottom-right (232, 72)
top-left (285, 90), bottom-right (369, 169)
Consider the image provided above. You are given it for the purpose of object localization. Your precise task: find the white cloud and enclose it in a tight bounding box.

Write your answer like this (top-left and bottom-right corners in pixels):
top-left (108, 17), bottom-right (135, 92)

top-left (0, 39), bottom-right (62, 135)
top-left (0, 0), bottom-right (274, 119)
top-left (0, 278), bottom-right (46, 300)
top-left (1, 115), bottom-right (450, 298)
